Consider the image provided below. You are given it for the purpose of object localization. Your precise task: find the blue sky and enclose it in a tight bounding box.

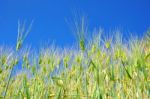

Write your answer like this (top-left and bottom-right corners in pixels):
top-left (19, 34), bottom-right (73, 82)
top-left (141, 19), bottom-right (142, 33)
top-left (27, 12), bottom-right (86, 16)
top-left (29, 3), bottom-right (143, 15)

top-left (0, 0), bottom-right (150, 48)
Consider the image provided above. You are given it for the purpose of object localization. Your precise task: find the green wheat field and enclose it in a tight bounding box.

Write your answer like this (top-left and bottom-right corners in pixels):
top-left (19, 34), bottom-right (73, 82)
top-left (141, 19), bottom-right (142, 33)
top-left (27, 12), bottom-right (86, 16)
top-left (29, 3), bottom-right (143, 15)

top-left (0, 19), bottom-right (150, 99)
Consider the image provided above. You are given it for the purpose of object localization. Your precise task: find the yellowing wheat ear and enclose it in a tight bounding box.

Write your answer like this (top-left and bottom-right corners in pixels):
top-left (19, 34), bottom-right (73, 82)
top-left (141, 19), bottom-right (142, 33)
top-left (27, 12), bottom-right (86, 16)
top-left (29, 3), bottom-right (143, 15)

top-left (16, 20), bottom-right (34, 51)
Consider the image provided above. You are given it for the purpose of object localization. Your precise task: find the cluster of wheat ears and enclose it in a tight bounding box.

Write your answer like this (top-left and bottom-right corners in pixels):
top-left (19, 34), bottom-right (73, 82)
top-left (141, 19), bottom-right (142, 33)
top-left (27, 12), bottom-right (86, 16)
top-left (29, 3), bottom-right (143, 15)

top-left (0, 18), bottom-right (150, 99)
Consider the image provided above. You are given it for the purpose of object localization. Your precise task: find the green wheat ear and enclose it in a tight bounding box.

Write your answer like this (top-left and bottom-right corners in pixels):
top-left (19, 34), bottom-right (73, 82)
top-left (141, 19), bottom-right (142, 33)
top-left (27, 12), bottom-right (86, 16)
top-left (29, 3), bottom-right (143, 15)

top-left (16, 40), bottom-right (22, 51)
top-left (72, 16), bottom-right (87, 52)
top-left (80, 39), bottom-right (85, 51)
top-left (105, 41), bottom-right (111, 49)
top-left (16, 20), bottom-right (34, 51)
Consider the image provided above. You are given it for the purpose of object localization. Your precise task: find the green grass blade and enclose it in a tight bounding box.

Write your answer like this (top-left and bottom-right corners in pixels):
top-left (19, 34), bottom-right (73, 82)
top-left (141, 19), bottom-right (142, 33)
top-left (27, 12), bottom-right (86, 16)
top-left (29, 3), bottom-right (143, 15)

top-left (23, 75), bottom-right (30, 99)
top-left (121, 60), bottom-right (132, 79)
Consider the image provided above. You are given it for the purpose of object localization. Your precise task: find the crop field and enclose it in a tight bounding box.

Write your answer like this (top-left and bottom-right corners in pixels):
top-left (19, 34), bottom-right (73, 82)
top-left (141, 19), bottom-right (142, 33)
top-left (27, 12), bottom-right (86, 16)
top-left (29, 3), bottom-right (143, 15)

top-left (0, 20), bottom-right (150, 99)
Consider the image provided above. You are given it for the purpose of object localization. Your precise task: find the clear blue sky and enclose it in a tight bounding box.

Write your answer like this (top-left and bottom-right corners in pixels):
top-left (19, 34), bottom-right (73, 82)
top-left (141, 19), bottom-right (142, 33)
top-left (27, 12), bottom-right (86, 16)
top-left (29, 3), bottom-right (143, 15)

top-left (0, 0), bottom-right (150, 48)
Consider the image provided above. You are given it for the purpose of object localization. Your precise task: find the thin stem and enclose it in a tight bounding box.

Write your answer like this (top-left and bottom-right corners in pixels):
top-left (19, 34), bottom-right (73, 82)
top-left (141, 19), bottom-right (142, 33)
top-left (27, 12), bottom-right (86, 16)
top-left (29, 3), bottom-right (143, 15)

top-left (3, 65), bottom-right (14, 99)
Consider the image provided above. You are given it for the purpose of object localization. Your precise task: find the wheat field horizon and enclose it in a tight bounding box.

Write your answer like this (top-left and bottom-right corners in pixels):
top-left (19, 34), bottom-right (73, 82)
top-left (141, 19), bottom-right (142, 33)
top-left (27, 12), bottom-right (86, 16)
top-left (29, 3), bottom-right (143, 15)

top-left (0, 19), bottom-right (150, 98)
